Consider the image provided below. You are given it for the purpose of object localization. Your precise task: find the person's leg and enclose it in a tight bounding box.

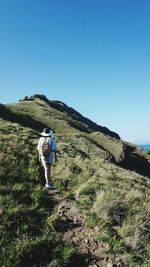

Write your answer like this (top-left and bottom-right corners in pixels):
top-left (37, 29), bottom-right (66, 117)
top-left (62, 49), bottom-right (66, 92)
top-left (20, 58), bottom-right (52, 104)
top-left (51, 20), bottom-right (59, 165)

top-left (43, 162), bottom-right (51, 185)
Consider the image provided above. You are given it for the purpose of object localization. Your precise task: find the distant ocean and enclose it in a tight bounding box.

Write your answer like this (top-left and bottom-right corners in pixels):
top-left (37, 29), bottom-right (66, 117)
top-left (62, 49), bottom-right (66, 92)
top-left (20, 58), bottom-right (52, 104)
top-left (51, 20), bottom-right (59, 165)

top-left (138, 144), bottom-right (150, 152)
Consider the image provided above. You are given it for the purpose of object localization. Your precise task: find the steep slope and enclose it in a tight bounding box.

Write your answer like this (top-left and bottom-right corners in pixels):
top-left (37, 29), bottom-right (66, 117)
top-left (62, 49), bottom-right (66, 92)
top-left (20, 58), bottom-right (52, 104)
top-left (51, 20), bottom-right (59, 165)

top-left (0, 95), bottom-right (150, 267)
top-left (1, 94), bottom-right (150, 177)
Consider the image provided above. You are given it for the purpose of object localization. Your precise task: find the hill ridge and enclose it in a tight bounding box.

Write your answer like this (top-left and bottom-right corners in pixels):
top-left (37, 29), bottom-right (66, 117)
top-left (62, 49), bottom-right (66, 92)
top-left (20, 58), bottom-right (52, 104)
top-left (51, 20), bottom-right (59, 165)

top-left (19, 94), bottom-right (120, 139)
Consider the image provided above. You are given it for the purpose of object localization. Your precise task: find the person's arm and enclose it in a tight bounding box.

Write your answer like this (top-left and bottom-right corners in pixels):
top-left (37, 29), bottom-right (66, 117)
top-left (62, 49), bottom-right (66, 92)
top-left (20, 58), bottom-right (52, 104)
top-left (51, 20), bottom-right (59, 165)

top-left (53, 150), bottom-right (57, 161)
top-left (51, 138), bottom-right (57, 162)
top-left (37, 138), bottom-right (42, 161)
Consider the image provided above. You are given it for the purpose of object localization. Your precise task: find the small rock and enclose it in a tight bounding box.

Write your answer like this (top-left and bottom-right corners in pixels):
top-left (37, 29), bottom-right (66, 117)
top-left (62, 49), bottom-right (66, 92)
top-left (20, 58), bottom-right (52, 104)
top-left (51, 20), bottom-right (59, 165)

top-left (94, 225), bottom-right (100, 233)
top-left (84, 238), bottom-right (90, 244)
top-left (59, 205), bottom-right (65, 210)
top-left (115, 257), bottom-right (121, 262)
top-left (107, 262), bottom-right (113, 267)
top-left (58, 210), bottom-right (64, 216)
top-left (74, 218), bottom-right (78, 224)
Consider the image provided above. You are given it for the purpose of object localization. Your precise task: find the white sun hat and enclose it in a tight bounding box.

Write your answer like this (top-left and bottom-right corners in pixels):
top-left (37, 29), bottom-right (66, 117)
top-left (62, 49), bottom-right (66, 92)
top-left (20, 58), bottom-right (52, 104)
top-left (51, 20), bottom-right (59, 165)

top-left (41, 128), bottom-right (51, 137)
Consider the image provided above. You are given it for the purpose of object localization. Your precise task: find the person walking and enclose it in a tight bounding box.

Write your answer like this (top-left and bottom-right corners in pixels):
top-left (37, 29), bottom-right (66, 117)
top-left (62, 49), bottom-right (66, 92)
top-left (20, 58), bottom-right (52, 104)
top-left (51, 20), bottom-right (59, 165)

top-left (37, 128), bottom-right (57, 189)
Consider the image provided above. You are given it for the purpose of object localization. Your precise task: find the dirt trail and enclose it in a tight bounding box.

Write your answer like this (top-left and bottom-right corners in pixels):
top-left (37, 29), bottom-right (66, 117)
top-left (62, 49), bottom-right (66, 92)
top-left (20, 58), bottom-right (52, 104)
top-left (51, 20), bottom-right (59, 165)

top-left (46, 189), bottom-right (125, 267)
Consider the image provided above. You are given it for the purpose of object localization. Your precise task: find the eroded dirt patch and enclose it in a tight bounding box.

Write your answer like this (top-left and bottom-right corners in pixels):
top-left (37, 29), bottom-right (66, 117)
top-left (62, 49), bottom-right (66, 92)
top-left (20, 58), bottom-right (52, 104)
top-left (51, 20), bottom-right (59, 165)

top-left (47, 192), bottom-right (125, 267)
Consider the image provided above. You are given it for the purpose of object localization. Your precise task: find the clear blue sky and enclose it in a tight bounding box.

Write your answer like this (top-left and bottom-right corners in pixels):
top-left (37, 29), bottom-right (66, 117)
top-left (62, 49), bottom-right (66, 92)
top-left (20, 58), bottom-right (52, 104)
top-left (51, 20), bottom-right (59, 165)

top-left (0, 0), bottom-right (150, 144)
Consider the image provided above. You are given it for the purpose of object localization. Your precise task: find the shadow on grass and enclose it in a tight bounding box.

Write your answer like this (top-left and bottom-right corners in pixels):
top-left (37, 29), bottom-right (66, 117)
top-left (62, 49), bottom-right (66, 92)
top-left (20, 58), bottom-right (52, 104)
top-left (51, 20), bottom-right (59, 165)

top-left (19, 242), bottom-right (95, 267)
top-left (0, 104), bottom-right (47, 133)
top-left (67, 252), bottom-right (97, 267)
top-left (118, 146), bottom-right (150, 178)
top-left (19, 239), bottom-right (53, 267)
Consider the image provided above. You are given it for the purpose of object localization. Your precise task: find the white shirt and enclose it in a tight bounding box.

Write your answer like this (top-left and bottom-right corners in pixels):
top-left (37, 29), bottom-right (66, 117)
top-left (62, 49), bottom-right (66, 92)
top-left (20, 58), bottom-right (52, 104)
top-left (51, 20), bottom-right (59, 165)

top-left (37, 137), bottom-right (57, 152)
top-left (37, 136), bottom-right (57, 163)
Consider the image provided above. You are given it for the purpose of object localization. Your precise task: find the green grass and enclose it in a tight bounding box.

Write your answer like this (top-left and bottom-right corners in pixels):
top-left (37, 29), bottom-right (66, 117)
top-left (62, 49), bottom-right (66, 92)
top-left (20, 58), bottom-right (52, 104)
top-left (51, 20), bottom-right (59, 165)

top-left (1, 98), bottom-right (150, 266)
top-left (74, 163), bottom-right (150, 266)
top-left (50, 245), bottom-right (74, 267)
top-left (0, 119), bottom-right (73, 267)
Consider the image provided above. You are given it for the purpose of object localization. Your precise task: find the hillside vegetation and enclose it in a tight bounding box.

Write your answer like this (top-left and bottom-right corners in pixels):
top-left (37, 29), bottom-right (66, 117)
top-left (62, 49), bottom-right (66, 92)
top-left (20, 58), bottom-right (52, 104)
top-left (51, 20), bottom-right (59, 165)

top-left (0, 95), bottom-right (150, 267)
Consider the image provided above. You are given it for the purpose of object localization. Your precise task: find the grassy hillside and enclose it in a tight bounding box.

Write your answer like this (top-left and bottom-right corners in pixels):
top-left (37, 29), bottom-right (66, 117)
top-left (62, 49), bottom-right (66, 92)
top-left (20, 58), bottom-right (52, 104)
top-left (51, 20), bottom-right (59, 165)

top-left (0, 96), bottom-right (150, 267)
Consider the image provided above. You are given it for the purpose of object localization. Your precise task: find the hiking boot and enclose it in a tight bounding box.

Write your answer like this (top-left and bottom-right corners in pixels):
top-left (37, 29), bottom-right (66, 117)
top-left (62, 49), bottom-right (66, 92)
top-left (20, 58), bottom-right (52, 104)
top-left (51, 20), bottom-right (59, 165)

top-left (45, 183), bottom-right (54, 189)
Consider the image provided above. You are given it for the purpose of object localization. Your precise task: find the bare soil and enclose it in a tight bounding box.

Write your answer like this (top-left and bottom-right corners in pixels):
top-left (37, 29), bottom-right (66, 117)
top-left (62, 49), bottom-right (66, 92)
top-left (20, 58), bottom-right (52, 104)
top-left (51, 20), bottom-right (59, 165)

top-left (46, 189), bottom-right (125, 267)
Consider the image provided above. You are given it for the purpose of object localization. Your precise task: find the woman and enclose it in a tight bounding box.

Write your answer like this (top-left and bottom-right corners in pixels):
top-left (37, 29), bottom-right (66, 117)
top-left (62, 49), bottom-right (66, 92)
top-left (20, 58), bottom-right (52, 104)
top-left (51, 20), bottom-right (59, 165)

top-left (37, 128), bottom-right (57, 189)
